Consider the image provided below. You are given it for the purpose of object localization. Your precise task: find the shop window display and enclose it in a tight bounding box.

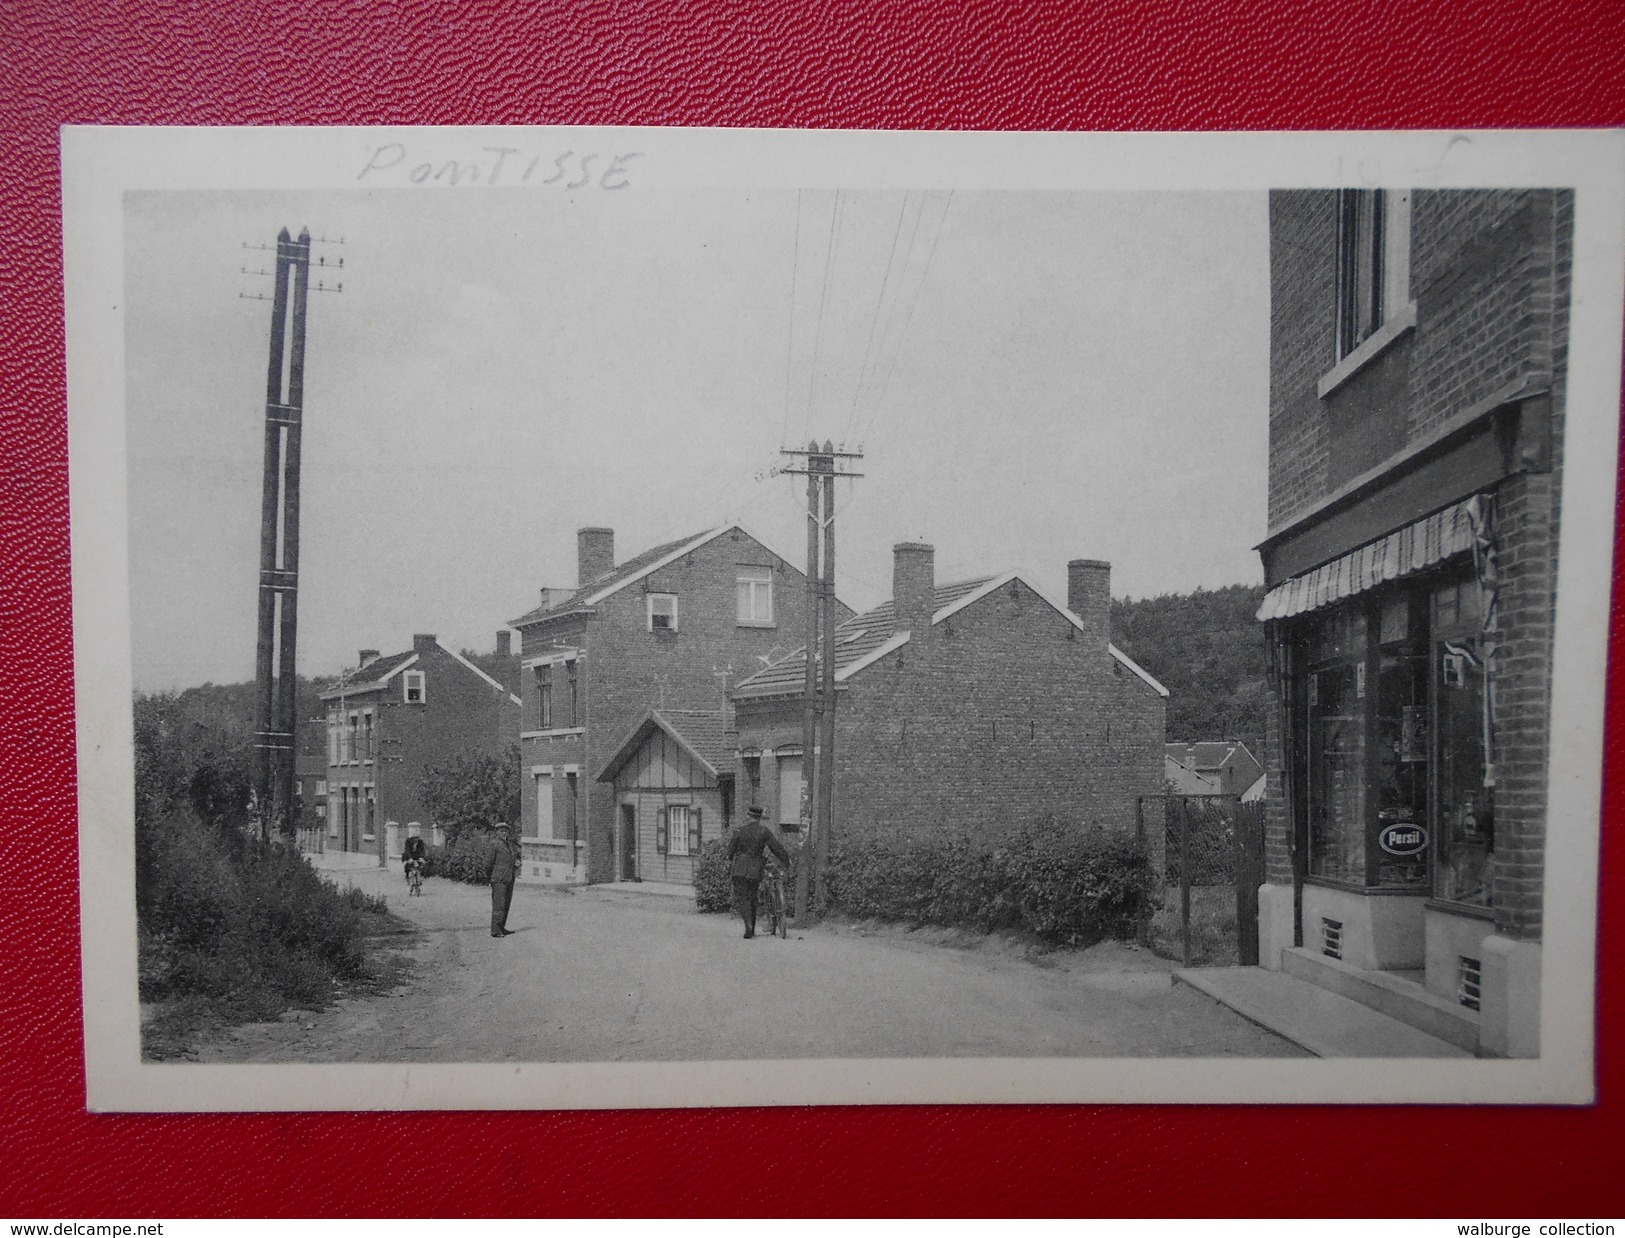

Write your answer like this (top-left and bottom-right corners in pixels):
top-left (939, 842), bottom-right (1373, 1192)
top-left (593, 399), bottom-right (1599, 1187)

top-left (1297, 571), bottom-right (1492, 897)
top-left (1433, 581), bottom-right (1494, 908)
top-left (1306, 609), bottom-right (1367, 883)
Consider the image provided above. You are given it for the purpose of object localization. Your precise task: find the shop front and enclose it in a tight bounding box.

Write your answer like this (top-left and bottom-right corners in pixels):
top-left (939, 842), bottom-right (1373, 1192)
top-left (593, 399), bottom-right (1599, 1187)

top-left (1258, 492), bottom-right (1517, 1033)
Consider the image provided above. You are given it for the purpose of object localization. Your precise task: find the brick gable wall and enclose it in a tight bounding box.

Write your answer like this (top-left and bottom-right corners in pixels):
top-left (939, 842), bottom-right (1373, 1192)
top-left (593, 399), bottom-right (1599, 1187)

top-left (735, 581), bottom-right (1165, 843)
top-left (326, 643), bottom-right (521, 847)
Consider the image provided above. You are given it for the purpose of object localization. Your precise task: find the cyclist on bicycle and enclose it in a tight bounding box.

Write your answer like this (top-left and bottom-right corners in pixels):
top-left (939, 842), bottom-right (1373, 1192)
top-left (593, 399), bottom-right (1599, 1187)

top-left (402, 831), bottom-right (428, 892)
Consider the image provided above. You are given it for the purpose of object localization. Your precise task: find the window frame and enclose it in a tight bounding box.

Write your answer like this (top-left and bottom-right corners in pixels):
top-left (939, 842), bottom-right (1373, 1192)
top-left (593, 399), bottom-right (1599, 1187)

top-left (1319, 188), bottom-right (1415, 398)
top-left (402, 670), bottom-right (426, 705)
top-left (536, 666), bottom-right (554, 730)
top-left (667, 803), bottom-right (692, 856)
top-left (736, 566), bottom-right (775, 627)
top-left (647, 592), bottom-right (679, 633)
top-left (533, 769), bottom-right (556, 842)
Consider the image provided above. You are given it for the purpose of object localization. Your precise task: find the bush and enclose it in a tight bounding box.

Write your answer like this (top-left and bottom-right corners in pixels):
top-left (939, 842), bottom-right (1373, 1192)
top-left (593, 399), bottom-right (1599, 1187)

top-left (419, 747), bottom-right (520, 845)
top-left (825, 818), bottom-right (1153, 947)
top-left (694, 838), bottom-right (733, 912)
top-left (426, 830), bottom-right (497, 885)
top-left (136, 804), bottom-right (384, 1018)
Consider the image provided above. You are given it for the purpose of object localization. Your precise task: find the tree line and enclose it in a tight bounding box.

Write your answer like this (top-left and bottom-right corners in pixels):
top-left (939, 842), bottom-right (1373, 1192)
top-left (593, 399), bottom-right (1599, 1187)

top-left (1110, 582), bottom-right (1268, 756)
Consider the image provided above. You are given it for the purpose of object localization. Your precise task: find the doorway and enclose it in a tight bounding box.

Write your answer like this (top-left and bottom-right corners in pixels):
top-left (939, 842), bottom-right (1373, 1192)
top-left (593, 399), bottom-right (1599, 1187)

top-left (620, 803), bottom-right (637, 881)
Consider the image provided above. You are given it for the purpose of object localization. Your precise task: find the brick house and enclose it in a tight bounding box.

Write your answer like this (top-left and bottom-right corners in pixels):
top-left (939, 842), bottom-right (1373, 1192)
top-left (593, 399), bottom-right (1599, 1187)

top-left (730, 543), bottom-right (1168, 846)
top-left (1255, 188), bottom-right (1569, 1056)
top-left (508, 525), bottom-right (837, 885)
top-left (1164, 741), bottom-right (1266, 799)
top-left (320, 633), bottom-right (522, 863)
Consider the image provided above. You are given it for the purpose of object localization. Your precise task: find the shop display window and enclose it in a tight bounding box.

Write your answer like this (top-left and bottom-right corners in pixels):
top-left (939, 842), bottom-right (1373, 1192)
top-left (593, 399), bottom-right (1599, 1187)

top-left (1374, 592), bottom-right (1429, 888)
top-left (1296, 570), bottom-right (1492, 898)
top-left (1433, 581), bottom-right (1494, 908)
top-left (1306, 610), bottom-right (1366, 883)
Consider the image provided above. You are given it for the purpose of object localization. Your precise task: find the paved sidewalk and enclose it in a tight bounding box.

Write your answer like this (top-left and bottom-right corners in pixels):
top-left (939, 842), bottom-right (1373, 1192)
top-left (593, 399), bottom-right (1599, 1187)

top-left (1175, 967), bottom-right (1471, 1058)
top-left (200, 864), bottom-right (1307, 1063)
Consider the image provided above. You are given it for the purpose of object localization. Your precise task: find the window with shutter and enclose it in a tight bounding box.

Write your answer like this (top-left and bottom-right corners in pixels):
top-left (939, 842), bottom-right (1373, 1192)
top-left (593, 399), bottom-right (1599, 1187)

top-left (667, 804), bottom-right (690, 855)
top-left (689, 807), bottom-right (702, 855)
top-left (655, 808), bottom-right (668, 854)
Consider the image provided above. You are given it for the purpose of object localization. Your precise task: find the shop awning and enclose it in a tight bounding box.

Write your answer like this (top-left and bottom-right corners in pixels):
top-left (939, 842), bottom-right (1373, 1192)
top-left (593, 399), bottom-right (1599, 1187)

top-left (1257, 494), bottom-right (1489, 623)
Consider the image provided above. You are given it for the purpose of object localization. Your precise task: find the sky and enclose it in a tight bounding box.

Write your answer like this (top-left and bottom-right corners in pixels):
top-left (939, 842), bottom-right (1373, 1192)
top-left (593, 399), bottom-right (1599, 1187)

top-left (125, 187), bottom-right (1269, 692)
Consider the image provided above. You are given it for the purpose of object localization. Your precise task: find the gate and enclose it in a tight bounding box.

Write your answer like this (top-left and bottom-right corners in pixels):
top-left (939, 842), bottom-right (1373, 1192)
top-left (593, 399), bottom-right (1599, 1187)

top-left (1136, 794), bottom-right (1265, 967)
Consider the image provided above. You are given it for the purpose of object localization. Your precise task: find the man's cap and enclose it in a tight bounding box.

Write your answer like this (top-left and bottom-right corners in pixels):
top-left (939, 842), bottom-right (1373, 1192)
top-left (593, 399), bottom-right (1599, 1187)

top-left (747, 806), bottom-right (766, 818)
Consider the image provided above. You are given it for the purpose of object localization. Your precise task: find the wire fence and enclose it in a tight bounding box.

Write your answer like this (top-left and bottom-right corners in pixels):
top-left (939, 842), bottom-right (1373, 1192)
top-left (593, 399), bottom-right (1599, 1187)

top-left (1136, 794), bottom-right (1265, 968)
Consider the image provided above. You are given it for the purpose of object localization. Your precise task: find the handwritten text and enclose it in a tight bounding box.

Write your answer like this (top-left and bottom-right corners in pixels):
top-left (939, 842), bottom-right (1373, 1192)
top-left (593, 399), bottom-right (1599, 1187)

top-left (357, 144), bottom-right (641, 190)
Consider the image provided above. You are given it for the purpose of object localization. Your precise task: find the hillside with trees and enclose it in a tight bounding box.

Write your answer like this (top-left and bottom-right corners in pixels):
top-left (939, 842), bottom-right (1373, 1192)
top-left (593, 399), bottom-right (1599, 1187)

top-left (1111, 583), bottom-right (1269, 756)
top-left (143, 675), bottom-right (334, 758)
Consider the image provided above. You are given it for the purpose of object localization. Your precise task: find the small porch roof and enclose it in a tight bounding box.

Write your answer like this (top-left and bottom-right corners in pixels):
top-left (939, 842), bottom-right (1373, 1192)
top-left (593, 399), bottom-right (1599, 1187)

top-left (594, 709), bottom-right (736, 783)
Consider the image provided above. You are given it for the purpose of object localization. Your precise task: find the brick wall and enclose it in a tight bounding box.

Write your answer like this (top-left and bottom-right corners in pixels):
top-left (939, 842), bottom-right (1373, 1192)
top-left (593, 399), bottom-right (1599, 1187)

top-left (1267, 191), bottom-right (1338, 530)
top-left (1409, 190), bottom-right (1559, 439)
top-left (735, 580), bottom-right (1166, 842)
top-left (327, 641), bottom-right (521, 848)
top-left (385, 642), bottom-right (520, 828)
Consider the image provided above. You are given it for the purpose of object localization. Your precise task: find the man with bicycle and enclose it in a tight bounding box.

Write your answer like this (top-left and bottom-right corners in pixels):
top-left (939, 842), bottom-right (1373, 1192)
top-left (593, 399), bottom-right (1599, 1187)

top-left (727, 806), bottom-right (789, 939)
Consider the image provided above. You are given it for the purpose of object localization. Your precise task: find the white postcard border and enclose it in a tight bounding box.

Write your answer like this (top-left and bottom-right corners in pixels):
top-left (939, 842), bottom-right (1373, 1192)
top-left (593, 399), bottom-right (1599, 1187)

top-left (63, 125), bottom-right (1625, 1110)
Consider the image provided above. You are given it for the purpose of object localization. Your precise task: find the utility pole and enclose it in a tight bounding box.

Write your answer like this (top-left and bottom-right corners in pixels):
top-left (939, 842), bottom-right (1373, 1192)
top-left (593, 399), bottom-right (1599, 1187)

top-left (243, 227), bottom-right (342, 843)
top-left (779, 439), bottom-right (863, 917)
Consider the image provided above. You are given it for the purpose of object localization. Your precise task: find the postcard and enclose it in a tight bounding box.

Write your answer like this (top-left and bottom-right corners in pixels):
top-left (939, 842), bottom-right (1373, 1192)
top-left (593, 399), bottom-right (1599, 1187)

top-left (64, 126), bottom-right (1624, 1109)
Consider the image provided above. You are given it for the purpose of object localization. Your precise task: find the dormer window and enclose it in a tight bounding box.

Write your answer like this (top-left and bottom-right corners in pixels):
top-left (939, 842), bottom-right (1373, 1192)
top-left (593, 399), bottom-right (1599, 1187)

top-left (403, 670), bottom-right (426, 704)
top-left (648, 593), bottom-right (678, 633)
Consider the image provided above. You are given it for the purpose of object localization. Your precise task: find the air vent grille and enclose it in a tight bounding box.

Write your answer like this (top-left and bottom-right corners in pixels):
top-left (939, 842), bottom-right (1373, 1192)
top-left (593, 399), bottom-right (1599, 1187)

top-left (1458, 956), bottom-right (1483, 1011)
top-left (1321, 917), bottom-right (1343, 960)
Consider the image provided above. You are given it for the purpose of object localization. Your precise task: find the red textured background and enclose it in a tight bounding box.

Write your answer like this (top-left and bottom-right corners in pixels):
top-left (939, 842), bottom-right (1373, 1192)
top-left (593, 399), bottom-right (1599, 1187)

top-left (5, 0), bottom-right (1625, 1219)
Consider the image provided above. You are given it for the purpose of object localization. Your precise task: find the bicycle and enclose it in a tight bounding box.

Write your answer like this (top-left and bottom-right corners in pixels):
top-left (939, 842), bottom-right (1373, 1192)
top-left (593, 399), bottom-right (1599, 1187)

top-left (405, 857), bottom-right (425, 897)
top-left (760, 859), bottom-right (789, 938)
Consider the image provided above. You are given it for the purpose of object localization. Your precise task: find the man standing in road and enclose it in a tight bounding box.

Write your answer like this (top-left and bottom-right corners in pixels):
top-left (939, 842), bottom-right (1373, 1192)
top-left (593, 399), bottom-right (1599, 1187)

top-left (727, 806), bottom-right (789, 939)
top-left (488, 822), bottom-right (520, 938)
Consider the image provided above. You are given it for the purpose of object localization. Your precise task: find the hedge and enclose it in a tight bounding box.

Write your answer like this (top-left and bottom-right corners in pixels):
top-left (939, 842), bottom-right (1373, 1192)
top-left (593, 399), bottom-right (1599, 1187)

top-left (698, 818), bottom-right (1153, 947)
top-left (825, 818), bottom-right (1153, 946)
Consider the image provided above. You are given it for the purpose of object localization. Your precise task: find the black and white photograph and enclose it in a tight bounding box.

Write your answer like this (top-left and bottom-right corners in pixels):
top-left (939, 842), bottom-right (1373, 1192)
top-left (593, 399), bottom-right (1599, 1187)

top-left (65, 128), bottom-right (1624, 1109)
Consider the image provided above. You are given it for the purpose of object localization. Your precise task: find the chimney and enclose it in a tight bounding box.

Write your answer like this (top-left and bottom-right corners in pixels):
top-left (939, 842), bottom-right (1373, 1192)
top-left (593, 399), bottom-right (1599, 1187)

top-left (495, 630), bottom-right (512, 658)
top-left (1067, 559), bottom-right (1111, 654)
top-left (893, 543), bottom-right (936, 639)
top-left (358, 649), bottom-right (380, 668)
top-left (578, 527), bottom-right (615, 585)
top-left (412, 633), bottom-right (437, 656)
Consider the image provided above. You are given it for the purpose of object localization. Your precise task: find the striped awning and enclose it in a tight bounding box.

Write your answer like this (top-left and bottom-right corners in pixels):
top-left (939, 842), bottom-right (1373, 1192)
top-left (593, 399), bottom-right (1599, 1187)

top-left (1257, 494), bottom-right (1489, 623)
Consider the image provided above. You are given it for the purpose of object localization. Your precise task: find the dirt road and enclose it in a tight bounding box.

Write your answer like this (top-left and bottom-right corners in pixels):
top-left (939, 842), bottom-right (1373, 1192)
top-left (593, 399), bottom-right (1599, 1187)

top-left (196, 864), bottom-right (1303, 1063)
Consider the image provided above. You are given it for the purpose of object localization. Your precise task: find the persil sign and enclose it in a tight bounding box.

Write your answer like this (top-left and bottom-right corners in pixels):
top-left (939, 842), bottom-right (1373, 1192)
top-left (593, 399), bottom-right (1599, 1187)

top-left (1378, 823), bottom-right (1429, 856)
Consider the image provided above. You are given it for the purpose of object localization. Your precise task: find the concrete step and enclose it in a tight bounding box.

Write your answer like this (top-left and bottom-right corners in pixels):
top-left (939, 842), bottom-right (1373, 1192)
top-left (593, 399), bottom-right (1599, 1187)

top-left (1175, 966), bottom-right (1472, 1058)
top-left (594, 880), bottom-right (694, 900)
top-left (1282, 946), bottom-right (1481, 1052)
